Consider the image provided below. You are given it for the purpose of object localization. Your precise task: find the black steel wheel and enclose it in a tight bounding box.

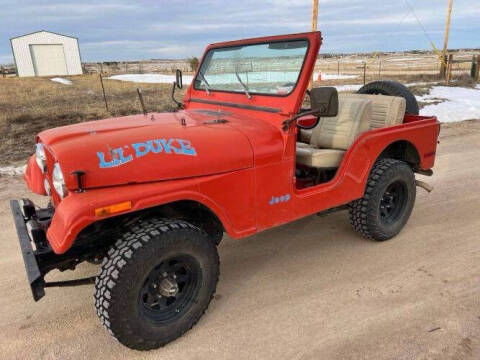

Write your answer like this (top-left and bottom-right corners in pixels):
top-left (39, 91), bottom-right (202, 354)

top-left (139, 255), bottom-right (202, 326)
top-left (349, 158), bottom-right (416, 241)
top-left (379, 181), bottom-right (408, 224)
top-left (94, 218), bottom-right (219, 350)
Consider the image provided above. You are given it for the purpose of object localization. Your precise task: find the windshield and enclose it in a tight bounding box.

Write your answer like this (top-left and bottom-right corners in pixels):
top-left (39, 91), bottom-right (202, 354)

top-left (194, 39), bottom-right (309, 96)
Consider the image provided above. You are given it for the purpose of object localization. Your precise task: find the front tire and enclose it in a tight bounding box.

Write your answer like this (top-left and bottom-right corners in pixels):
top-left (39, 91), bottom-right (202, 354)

top-left (349, 158), bottom-right (416, 241)
top-left (94, 218), bottom-right (219, 350)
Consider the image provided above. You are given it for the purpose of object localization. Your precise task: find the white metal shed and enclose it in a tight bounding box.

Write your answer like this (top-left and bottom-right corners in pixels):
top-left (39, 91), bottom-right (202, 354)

top-left (10, 30), bottom-right (83, 77)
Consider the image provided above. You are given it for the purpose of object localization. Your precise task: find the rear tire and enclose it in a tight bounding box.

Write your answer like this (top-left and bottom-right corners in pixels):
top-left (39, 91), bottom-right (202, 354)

top-left (94, 218), bottom-right (219, 350)
top-left (357, 80), bottom-right (419, 115)
top-left (349, 158), bottom-right (416, 241)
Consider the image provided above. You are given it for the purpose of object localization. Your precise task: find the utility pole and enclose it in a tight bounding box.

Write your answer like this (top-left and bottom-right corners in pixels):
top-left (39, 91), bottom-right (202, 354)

top-left (440, 0), bottom-right (453, 77)
top-left (309, 0), bottom-right (319, 88)
top-left (311, 0), bottom-right (318, 31)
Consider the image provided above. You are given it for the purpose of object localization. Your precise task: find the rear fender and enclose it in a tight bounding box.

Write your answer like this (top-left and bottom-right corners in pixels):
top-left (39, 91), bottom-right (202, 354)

top-left (344, 117), bottom-right (439, 197)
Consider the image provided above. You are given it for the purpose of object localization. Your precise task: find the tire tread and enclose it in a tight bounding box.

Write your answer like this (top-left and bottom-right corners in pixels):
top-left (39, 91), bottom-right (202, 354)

top-left (94, 218), bottom-right (219, 350)
top-left (349, 158), bottom-right (414, 241)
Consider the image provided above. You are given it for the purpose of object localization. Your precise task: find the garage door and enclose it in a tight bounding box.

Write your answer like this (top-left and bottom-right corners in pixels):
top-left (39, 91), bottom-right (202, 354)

top-left (29, 44), bottom-right (68, 76)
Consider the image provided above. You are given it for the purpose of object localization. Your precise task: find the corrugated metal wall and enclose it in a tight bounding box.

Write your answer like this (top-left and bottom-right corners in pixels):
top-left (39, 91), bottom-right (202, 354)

top-left (10, 31), bottom-right (83, 77)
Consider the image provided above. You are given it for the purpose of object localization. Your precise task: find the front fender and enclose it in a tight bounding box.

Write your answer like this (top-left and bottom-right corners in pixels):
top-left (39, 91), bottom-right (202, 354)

top-left (24, 155), bottom-right (47, 195)
top-left (47, 169), bottom-right (256, 254)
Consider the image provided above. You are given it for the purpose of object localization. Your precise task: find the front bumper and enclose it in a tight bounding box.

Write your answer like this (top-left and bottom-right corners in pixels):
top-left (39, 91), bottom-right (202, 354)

top-left (10, 199), bottom-right (101, 301)
top-left (10, 199), bottom-right (50, 301)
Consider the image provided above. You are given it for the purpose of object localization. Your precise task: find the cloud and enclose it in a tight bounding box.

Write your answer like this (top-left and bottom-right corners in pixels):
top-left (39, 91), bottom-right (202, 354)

top-left (0, 0), bottom-right (478, 63)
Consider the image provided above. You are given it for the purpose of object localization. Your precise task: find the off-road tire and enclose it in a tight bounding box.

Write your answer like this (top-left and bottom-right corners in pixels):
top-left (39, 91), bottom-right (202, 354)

top-left (94, 218), bottom-right (219, 350)
top-left (349, 158), bottom-right (416, 241)
top-left (357, 80), bottom-right (419, 115)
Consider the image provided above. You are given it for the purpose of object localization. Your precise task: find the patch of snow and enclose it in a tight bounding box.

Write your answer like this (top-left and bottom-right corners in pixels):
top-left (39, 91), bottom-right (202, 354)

top-left (109, 72), bottom-right (358, 85)
top-left (417, 99), bottom-right (440, 104)
top-left (418, 86), bottom-right (480, 123)
top-left (313, 72), bottom-right (358, 80)
top-left (0, 165), bottom-right (26, 176)
top-left (50, 77), bottom-right (72, 85)
top-left (108, 73), bottom-right (194, 85)
top-left (385, 57), bottom-right (421, 62)
top-left (405, 81), bottom-right (437, 87)
top-left (334, 84), bottom-right (363, 92)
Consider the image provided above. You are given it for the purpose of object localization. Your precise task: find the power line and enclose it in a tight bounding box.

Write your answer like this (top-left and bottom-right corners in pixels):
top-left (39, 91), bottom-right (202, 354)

top-left (403, 0), bottom-right (435, 46)
top-left (402, 0), bottom-right (447, 66)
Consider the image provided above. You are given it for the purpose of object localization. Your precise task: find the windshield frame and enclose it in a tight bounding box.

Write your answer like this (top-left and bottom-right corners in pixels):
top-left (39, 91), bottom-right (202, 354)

top-left (193, 38), bottom-right (311, 98)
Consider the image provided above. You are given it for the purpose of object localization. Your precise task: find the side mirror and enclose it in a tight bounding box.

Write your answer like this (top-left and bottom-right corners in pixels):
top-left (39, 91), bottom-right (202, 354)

top-left (309, 87), bottom-right (338, 117)
top-left (176, 69), bottom-right (183, 89)
top-left (282, 87), bottom-right (339, 131)
top-left (171, 69), bottom-right (184, 108)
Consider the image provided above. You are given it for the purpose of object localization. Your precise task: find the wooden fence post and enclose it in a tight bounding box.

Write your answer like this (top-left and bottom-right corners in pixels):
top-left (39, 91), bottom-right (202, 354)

top-left (470, 55), bottom-right (476, 79)
top-left (99, 73), bottom-right (109, 113)
top-left (446, 54), bottom-right (453, 85)
top-left (363, 62), bottom-right (367, 85)
top-left (440, 55), bottom-right (448, 78)
top-left (475, 55), bottom-right (480, 82)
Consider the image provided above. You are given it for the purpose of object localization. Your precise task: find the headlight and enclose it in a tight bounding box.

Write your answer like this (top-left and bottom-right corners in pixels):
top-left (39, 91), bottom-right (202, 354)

top-left (52, 163), bottom-right (67, 198)
top-left (43, 178), bottom-right (51, 196)
top-left (35, 143), bottom-right (47, 173)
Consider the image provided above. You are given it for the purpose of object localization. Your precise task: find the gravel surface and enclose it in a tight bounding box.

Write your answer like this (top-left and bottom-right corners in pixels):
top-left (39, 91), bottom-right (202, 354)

top-left (0, 120), bottom-right (479, 359)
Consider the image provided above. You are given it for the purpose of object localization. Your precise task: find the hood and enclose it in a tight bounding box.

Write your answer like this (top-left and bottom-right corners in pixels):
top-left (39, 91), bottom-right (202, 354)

top-left (38, 110), bottom-right (254, 190)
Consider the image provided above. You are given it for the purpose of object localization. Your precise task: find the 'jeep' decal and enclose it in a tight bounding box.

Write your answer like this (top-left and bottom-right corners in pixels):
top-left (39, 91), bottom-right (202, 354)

top-left (97, 138), bottom-right (197, 168)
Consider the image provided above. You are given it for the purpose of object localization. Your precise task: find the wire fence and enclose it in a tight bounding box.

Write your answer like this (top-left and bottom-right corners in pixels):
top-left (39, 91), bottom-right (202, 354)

top-left (314, 52), bottom-right (480, 84)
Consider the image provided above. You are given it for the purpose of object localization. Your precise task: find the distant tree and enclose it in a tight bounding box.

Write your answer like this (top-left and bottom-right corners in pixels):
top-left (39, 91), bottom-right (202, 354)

top-left (188, 57), bottom-right (199, 72)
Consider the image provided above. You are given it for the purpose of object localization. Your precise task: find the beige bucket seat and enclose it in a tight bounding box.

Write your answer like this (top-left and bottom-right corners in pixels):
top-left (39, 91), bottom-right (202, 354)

top-left (296, 97), bottom-right (371, 168)
top-left (296, 93), bottom-right (406, 169)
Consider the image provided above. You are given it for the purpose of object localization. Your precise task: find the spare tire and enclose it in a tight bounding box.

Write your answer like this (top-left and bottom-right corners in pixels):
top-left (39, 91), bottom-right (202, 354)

top-left (357, 80), bottom-right (419, 115)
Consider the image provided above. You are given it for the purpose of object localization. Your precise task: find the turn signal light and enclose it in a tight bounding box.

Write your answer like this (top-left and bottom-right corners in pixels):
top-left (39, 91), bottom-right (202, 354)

top-left (95, 201), bottom-right (132, 217)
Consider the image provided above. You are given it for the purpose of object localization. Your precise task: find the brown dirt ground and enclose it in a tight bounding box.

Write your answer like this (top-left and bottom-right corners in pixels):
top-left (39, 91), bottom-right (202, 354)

top-left (0, 120), bottom-right (479, 359)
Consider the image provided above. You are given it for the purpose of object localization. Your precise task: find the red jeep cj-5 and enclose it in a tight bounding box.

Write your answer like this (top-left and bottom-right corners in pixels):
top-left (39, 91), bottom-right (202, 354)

top-left (11, 32), bottom-right (439, 350)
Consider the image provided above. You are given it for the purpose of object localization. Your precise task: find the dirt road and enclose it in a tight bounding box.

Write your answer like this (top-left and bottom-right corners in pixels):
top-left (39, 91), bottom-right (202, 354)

top-left (0, 120), bottom-right (479, 360)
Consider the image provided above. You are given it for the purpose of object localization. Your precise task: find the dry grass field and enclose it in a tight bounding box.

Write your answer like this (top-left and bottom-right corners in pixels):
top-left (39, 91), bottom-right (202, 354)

top-left (0, 75), bottom-right (186, 165)
top-left (0, 49), bottom-right (478, 167)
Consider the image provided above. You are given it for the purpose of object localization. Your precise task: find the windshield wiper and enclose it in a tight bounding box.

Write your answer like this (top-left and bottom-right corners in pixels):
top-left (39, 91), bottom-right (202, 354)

top-left (235, 71), bottom-right (252, 99)
top-left (198, 71), bottom-right (211, 95)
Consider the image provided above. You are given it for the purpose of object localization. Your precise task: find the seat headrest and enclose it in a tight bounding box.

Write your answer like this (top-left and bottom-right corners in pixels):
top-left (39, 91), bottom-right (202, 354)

top-left (340, 93), bottom-right (406, 129)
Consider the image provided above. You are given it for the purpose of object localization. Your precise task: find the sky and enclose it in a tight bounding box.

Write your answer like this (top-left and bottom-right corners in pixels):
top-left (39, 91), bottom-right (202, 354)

top-left (0, 0), bottom-right (479, 64)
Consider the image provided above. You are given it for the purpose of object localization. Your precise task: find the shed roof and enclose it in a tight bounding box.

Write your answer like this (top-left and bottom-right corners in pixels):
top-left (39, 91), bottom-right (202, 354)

top-left (10, 30), bottom-right (78, 41)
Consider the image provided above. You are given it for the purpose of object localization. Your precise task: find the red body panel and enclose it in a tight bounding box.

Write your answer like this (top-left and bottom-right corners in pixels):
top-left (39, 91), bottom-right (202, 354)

top-left (23, 32), bottom-right (440, 254)
top-left (37, 111), bottom-right (254, 190)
